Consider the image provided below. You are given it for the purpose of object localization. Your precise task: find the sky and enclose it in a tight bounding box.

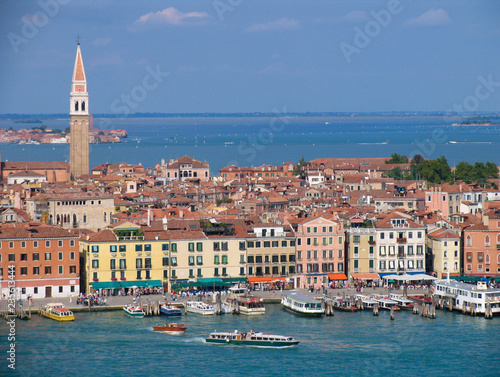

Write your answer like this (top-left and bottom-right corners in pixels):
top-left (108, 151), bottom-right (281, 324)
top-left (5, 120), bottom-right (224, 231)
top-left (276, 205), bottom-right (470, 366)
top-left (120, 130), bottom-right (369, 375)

top-left (0, 0), bottom-right (499, 114)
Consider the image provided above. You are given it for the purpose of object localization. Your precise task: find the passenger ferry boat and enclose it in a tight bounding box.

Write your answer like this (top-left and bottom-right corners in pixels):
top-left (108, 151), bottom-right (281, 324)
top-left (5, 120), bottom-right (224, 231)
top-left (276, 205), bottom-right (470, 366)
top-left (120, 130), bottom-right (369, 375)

top-left (281, 291), bottom-right (325, 317)
top-left (432, 279), bottom-right (500, 315)
top-left (153, 322), bottom-right (187, 335)
top-left (371, 295), bottom-right (400, 311)
top-left (186, 301), bottom-right (215, 315)
top-left (225, 287), bottom-right (266, 315)
top-left (160, 304), bottom-right (182, 317)
top-left (40, 303), bottom-right (75, 321)
top-left (389, 294), bottom-right (415, 310)
top-left (123, 305), bottom-right (145, 318)
top-left (206, 330), bottom-right (299, 347)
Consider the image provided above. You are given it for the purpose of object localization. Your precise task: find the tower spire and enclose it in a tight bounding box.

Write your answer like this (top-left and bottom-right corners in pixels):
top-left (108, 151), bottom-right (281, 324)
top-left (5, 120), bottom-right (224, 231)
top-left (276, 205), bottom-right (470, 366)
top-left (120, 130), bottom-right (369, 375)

top-left (69, 42), bottom-right (89, 181)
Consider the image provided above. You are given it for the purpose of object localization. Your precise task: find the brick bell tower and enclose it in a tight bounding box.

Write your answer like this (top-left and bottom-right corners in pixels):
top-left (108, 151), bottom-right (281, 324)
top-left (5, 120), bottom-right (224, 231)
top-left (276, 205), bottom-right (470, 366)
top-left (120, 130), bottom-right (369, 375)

top-left (69, 39), bottom-right (89, 181)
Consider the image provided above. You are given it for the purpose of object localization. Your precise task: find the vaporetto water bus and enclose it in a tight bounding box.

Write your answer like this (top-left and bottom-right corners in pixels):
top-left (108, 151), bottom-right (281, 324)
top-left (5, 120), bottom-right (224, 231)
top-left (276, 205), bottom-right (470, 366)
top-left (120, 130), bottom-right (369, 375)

top-left (281, 291), bottom-right (325, 317)
top-left (206, 330), bottom-right (299, 347)
top-left (40, 303), bottom-right (75, 321)
top-left (225, 286), bottom-right (266, 315)
top-left (432, 279), bottom-right (500, 316)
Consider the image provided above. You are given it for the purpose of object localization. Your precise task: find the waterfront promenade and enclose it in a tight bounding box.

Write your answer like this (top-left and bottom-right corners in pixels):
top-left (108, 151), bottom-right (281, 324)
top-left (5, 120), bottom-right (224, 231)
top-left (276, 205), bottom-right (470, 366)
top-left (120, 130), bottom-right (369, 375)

top-left (1, 286), bottom-right (429, 314)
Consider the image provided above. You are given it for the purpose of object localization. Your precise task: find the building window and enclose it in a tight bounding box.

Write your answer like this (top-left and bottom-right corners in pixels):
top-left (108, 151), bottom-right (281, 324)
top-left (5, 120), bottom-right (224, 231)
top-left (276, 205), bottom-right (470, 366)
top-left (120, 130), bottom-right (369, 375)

top-left (46, 241), bottom-right (50, 247)
top-left (59, 266), bottom-right (63, 275)
top-left (45, 266), bottom-right (51, 274)
top-left (45, 252), bottom-right (51, 261)
top-left (119, 245), bottom-right (126, 252)
top-left (33, 241), bottom-right (38, 248)
top-left (58, 252), bottom-right (63, 260)
top-left (33, 266), bottom-right (40, 275)
top-left (188, 243), bottom-right (194, 252)
top-left (135, 244), bottom-right (143, 252)
top-left (136, 258), bottom-right (143, 268)
top-left (58, 240), bottom-right (63, 247)
top-left (197, 256), bottom-right (203, 265)
top-left (70, 240), bottom-right (75, 247)
top-left (91, 246), bottom-right (99, 253)
top-left (162, 244), bottom-right (169, 251)
top-left (144, 244), bottom-right (151, 252)
top-left (197, 242), bottom-right (203, 251)
top-left (189, 256), bottom-right (195, 265)
top-left (222, 255), bottom-right (228, 264)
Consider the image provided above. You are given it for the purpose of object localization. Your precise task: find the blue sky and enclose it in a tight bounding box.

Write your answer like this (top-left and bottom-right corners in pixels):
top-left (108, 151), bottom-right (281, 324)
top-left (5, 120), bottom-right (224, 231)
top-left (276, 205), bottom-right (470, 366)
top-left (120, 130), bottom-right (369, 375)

top-left (1, 0), bottom-right (499, 114)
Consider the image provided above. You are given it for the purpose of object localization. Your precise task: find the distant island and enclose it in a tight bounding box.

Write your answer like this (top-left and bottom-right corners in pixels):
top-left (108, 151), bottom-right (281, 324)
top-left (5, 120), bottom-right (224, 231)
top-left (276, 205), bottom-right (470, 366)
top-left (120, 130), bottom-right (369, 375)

top-left (452, 116), bottom-right (500, 127)
top-left (0, 125), bottom-right (127, 144)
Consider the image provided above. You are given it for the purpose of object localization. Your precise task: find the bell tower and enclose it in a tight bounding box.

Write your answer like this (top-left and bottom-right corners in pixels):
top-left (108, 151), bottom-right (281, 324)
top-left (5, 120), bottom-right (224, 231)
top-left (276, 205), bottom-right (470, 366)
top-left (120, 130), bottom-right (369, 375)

top-left (69, 39), bottom-right (89, 180)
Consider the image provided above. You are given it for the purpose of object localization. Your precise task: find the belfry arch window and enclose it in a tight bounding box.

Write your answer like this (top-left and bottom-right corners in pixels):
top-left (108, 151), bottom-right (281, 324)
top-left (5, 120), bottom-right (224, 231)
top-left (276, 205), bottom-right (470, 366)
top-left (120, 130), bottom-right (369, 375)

top-left (82, 101), bottom-right (85, 111)
top-left (75, 101), bottom-right (79, 111)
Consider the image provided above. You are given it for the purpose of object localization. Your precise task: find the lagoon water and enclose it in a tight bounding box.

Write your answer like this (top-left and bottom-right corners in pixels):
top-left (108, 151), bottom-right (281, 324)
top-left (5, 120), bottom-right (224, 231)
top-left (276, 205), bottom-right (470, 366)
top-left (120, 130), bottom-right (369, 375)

top-left (2, 304), bottom-right (499, 376)
top-left (0, 116), bottom-right (499, 174)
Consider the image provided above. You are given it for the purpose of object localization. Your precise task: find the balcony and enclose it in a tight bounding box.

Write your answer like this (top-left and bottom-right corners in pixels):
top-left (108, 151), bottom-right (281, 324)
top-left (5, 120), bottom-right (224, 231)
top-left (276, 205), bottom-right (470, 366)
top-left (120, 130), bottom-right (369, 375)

top-left (368, 241), bottom-right (376, 245)
top-left (397, 238), bottom-right (407, 244)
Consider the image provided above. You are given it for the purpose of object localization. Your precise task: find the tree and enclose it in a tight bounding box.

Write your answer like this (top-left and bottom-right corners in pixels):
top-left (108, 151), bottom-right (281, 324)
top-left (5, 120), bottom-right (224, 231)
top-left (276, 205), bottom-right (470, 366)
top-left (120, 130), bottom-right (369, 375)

top-left (52, 128), bottom-right (62, 134)
top-left (385, 153), bottom-right (408, 164)
top-left (413, 156), bottom-right (451, 184)
top-left (293, 156), bottom-right (310, 176)
top-left (455, 161), bottom-right (474, 183)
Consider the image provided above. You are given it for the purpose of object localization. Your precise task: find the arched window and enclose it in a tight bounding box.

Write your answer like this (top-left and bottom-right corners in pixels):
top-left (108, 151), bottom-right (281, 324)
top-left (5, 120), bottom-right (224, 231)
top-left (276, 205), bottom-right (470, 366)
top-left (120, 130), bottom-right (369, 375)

top-left (75, 101), bottom-right (79, 111)
top-left (444, 251), bottom-right (448, 258)
top-left (73, 214), bottom-right (77, 225)
top-left (485, 235), bottom-right (490, 246)
top-left (81, 101), bottom-right (85, 111)
top-left (466, 235), bottom-right (472, 246)
top-left (454, 262), bottom-right (458, 270)
top-left (497, 233), bottom-right (500, 244)
top-left (443, 262), bottom-right (448, 270)
top-left (485, 254), bottom-right (490, 265)
top-left (104, 212), bottom-right (107, 222)
top-left (83, 214), bottom-right (87, 223)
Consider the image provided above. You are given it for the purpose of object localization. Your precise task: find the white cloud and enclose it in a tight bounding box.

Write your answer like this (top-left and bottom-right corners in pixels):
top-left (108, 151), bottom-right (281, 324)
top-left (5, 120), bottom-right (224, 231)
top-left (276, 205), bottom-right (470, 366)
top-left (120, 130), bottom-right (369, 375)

top-left (246, 18), bottom-right (299, 33)
top-left (92, 37), bottom-right (111, 47)
top-left (405, 9), bottom-right (451, 27)
top-left (134, 7), bottom-right (209, 27)
top-left (340, 10), bottom-right (370, 23)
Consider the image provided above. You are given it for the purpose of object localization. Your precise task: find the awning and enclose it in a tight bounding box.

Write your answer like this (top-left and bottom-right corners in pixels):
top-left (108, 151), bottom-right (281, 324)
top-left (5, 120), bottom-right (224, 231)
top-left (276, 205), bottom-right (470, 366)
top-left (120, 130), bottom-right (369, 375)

top-left (247, 277), bottom-right (286, 283)
top-left (90, 281), bottom-right (121, 289)
top-left (327, 273), bottom-right (348, 281)
top-left (221, 277), bottom-right (247, 284)
top-left (197, 278), bottom-right (224, 284)
top-left (145, 280), bottom-right (163, 287)
top-left (351, 273), bottom-right (380, 281)
top-left (119, 280), bottom-right (148, 288)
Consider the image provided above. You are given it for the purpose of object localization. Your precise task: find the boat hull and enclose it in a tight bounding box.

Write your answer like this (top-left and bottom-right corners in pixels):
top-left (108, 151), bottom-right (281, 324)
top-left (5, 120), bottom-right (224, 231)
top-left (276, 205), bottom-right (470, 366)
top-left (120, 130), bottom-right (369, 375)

top-left (160, 308), bottom-right (182, 317)
top-left (283, 306), bottom-right (324, 317)
top-left (206, 338), bottom-right (299, 347)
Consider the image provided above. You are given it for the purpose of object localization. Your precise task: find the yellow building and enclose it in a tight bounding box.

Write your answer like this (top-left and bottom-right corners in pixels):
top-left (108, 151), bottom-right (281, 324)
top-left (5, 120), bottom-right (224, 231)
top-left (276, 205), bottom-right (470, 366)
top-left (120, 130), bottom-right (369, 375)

top-left (347, 227), bottom-right (378, 279)
top-left (81, 222), bottom-right (247, 293)
top-left (427, 228), bottom-right (461, 278)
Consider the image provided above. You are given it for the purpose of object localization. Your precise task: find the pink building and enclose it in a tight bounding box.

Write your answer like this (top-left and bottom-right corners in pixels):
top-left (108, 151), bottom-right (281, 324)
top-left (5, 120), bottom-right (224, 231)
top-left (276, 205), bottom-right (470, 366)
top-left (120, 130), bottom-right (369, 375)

top-left (295, 216), bottom-right (346, 289)
top-left (463, 208), bottom-right (500, 277)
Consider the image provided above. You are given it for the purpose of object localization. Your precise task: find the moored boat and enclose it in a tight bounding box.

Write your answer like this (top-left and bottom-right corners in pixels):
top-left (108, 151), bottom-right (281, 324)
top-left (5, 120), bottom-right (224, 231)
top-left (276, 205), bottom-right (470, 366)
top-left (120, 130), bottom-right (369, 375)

top-left (186, 301), bottom-right (215, 315)
top-left (40, 303), bottom-right (75, 321)
top-left (153, 322), bottom-right (187, 335)
top-left (389, 294), bottom-right (414, 310)
top-left (281, 291), bottom-right (324, 317)
top-left (371, 296), bottom-right (400, 311)
top-left (206, 330), bottom-right (299, 347)
top-left (354, 294), bottom-right (378, 310)
top-left (160, 304), bottom-right (182, 317)
top-left (123, 305), bottom-right (145, 317)
top-left (331, 297), bottom-right (358, 312)
top-left (408, 295), bottom-right (433, 305)
top-left (225, 287), bottom-right (266, 315)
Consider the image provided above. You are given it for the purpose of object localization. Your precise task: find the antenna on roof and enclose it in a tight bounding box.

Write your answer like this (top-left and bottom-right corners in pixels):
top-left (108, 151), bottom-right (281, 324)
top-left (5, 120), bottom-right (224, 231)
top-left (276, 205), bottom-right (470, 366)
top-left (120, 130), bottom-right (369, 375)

top-left (76, 35), bottom-right (81, 45)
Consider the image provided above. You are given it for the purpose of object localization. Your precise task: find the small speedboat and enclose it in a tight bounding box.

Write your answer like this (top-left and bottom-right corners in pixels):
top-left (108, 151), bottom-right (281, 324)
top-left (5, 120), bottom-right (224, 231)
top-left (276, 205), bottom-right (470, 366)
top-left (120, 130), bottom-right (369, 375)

top-left (153, 323), bottom-right (187, 335)
top-left (160, 304), bottom-right (182, 317)
top-left (123, 305), bottom-right (145, 317)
